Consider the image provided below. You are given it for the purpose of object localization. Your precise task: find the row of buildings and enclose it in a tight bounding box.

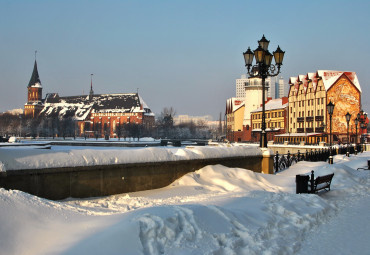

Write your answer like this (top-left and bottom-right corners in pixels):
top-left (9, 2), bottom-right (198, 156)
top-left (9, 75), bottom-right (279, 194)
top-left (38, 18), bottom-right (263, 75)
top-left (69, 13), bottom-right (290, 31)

top-left (227, 71), bottom-right (368, 145)
top-left (24, 59), bottom-right (155, 138)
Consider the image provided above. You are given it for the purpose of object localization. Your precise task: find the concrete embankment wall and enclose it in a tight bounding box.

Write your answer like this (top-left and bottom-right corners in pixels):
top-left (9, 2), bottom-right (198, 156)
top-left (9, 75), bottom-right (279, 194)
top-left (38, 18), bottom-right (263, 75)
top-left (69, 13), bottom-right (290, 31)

top-left (0, 155), bottom-right (266, 200)
top-left (268, 145), bottom-right (326, 155)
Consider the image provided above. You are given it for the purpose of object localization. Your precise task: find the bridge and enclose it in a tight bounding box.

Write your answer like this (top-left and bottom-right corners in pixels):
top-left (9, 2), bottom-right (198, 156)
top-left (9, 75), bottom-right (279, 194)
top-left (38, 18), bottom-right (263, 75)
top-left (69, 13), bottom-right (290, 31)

top-left (160, 139), bottom-right (210, 147)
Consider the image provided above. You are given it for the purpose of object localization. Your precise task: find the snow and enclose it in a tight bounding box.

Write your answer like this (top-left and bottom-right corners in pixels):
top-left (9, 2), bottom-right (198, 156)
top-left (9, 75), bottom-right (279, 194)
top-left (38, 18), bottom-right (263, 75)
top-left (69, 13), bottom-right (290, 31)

top-left (0, 149), bottom-right (370, 254)
top-left (31, 82), bottom-right (42, 88)
top-left (0, 144), bottom-right (262, 171)
top-left (316, 70), bottom-right (361, 92)
top-left (251, 98), bottom-right (287, 113)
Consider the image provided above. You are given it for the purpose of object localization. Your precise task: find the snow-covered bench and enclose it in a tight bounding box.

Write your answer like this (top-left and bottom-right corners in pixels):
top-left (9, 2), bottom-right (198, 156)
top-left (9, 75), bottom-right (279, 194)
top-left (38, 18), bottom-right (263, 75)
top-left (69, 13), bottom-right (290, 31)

top-left (356, 160), bottom-right (370, 170)
top-left (308, 170), bottom-right (334, 193)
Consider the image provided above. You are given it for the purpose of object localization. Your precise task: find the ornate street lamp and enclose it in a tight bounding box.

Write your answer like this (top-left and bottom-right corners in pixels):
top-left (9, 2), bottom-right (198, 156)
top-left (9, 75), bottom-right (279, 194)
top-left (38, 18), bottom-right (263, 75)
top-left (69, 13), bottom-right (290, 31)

top-left (345, 112), bottom-right (351, 157)
top-left (357, 110), bottom-right (368, 152)
top-left (327, 101), bottom-right (335, 164)
top-left (243, 35), bottom-right (285, 148)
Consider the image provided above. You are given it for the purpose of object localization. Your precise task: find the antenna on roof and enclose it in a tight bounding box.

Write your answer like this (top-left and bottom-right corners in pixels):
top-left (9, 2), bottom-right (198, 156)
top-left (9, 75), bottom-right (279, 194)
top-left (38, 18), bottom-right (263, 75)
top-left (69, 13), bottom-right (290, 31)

top-left (35, 50), bottom-right (37, 60)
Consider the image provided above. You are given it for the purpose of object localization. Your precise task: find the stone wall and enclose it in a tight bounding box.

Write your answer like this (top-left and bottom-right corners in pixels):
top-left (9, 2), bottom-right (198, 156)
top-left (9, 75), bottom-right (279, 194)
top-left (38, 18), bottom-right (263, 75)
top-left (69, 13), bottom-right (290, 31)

top-left (0, 155), bottom-right (270, 200)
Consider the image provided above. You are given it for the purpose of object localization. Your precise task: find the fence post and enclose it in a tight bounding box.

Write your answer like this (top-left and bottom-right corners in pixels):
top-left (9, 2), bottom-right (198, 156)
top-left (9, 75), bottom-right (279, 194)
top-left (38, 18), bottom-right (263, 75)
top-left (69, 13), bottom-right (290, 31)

top-left (287, 151), bottom-right (291, 167)
top-left (275, 151), bottom-right (279, 173)
top-left (306, 150), bottom-right (309, 161)
top-left (310, 170), bottom-right (315, 193)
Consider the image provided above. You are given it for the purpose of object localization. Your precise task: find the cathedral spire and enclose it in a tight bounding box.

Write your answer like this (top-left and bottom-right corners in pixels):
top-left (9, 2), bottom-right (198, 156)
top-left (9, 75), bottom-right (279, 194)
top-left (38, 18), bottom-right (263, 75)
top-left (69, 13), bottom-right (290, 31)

top-left (89, 74), bottom-right (94, 100)
top-left (28, 52), bottom-right (42, 87)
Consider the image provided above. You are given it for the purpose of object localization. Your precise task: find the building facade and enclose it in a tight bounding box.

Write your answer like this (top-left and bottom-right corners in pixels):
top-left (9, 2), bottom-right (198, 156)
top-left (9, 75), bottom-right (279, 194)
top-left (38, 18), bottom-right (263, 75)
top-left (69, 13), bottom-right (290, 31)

top-left (279, 70), bottom-right (362, 144)
top-left (24, 61), bottom-right (43, 118)
top-left (250, 97), bottom-right (288, 143)
top-left (226, 98), bottom-right (245, 142)
top-left (235, 75), bottom-right (248, 99)
top-left (24, 59), bottom-right (155, 138)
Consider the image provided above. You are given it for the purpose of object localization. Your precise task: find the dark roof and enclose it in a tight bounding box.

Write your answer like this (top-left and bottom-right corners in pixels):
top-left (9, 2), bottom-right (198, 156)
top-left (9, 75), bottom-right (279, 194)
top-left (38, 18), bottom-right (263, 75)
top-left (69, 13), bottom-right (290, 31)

top-left (28, 60), bottom-right (41, 87)
top-left (39, 93), bottom-right (153, 120)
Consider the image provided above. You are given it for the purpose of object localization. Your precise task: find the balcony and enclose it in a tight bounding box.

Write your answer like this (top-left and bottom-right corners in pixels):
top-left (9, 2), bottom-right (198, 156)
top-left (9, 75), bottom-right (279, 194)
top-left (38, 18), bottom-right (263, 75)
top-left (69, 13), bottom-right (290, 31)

top-left (306, 128), bottom-right (314, 133)
top-left (297, 117), bottom-right (304, 123)
top-left (315, 127), bottom-right (325, 132)
top-left (315, 116), bottom-right (324, 121)
top-left (306, 116), bottom-right (314, 122)
top-left (297, 128), bottom-right (304, 133)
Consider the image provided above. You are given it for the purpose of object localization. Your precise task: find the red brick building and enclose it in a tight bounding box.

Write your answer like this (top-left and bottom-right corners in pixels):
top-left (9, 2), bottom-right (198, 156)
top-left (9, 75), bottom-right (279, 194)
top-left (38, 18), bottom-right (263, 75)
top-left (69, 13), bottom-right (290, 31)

top-left (24, 59), bottom-right (155, 138)
top-left (24, 60), bottom-right (43, 118)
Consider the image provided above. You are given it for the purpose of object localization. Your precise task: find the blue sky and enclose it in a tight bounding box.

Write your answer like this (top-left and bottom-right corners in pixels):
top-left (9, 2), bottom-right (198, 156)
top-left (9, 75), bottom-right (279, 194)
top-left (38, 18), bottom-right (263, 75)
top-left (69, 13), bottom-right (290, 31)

top-left (1, 0), bottom-right (369, 119)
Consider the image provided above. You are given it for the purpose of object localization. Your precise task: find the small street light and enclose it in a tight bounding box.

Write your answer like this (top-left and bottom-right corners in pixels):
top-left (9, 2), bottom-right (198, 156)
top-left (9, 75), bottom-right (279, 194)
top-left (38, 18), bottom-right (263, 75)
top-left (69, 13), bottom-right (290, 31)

top-left (243, 35), bottom-right (285, 148)
top-left (327, 101), bottom-right (335, 164)
top-left (345, 112), bottom-right (351, 157)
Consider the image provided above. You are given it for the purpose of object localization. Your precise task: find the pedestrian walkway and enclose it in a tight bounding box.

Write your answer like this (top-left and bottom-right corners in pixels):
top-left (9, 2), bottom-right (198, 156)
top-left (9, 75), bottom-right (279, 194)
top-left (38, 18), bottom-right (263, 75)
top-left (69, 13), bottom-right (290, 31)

top-left (297, 194), bottom-right (370, 254)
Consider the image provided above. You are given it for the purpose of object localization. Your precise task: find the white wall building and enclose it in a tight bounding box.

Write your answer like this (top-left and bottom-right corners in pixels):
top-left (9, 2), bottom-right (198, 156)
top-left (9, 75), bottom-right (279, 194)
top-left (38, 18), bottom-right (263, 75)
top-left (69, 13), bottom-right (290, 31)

top-left (277, 77), bottom-right (287, 98)
top-left (243, 77), bottom-right (268, 127)
top-left (236, 75), bottom-right (271, 99)
top-left (236, 74), bottom-right (248, 99)
top-left (173, 115), bottom-right (213, 125)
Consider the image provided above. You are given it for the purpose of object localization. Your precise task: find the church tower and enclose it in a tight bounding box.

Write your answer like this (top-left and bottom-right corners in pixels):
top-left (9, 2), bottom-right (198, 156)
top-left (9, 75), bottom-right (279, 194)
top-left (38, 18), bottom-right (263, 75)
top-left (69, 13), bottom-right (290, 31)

top-left (24, 53), bottom-right (44, 117)
top-left (89, 74), bottom-right (94, 101)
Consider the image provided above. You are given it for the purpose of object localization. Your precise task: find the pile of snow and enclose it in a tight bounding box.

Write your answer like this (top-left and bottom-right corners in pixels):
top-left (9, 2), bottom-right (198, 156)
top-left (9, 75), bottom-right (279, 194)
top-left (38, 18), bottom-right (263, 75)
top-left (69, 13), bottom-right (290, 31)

top-left (0, 152), bottom-right (369, 254)
top-left (0, 145), bottom-right (261, 171)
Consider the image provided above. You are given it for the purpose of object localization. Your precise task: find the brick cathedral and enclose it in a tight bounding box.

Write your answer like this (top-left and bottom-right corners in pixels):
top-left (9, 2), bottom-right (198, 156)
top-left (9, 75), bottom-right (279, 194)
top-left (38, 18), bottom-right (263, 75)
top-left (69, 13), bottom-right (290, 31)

top-left (24, 59), bottom-right (155, 138)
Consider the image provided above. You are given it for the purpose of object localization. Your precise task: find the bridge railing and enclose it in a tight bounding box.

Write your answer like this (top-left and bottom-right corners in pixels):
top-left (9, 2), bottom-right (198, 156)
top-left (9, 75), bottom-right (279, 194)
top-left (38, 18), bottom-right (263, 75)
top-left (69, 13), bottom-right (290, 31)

top-left (274, 148), bottom-right (331, 173)
top-left (274, 145), bottom-right (363, 173)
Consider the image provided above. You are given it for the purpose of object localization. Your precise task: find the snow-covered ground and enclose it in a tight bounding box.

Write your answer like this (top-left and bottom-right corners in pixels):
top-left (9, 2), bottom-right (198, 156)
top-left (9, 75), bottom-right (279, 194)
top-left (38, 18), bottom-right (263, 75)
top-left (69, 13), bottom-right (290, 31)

top-left (0, 150), bottom-right (369, 254)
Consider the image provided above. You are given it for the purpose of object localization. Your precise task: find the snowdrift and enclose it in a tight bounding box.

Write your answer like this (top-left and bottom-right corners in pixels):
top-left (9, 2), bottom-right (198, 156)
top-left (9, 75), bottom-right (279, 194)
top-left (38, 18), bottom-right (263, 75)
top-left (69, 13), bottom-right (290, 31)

top-left (0, 153), bottom-right (369, 254)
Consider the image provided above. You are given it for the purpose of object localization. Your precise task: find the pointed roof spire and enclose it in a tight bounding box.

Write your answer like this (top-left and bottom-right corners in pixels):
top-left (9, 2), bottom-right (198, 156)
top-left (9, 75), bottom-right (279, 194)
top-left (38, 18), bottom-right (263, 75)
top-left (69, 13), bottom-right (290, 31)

top-left (28, 51), bottom-right (42, 87)
top-left (89, 74), bottom-right (94, 100)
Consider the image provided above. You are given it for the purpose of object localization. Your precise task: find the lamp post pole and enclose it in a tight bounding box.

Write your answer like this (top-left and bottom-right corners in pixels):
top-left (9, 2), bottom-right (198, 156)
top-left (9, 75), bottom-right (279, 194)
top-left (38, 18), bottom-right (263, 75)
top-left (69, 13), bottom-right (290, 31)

top-left (345, 112), bottom-right (351, 157)
top-left (358, 111), bottom-right (367, 152)
top-left (327, 101), bottom-right (335, 164)
top-left (355, 117), bottom-right (358, 155)
top-left (243, 35), bottom-right (285, 148)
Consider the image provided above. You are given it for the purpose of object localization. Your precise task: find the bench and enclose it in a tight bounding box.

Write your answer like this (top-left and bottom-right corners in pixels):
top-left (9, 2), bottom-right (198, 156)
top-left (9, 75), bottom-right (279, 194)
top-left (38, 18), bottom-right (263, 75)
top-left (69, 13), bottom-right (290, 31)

top-left (308, 170), bottom-right (334, 193)
top-left (356, 160), bottom-right (370, 170)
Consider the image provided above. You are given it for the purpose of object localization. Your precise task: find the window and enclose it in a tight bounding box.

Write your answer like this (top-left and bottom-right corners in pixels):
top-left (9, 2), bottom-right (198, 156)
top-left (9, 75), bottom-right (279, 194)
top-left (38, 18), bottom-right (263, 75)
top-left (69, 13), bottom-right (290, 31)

top-left (321, 109), bottom-right (324, 115)
top-left (321, 98), bottom-right (324, 104)
top-left (308, 100), bottom-right (310, 106)
top-left (317, 109), bottom-right (320, 115)
top-left (302, 101), bottom-right (305, 107)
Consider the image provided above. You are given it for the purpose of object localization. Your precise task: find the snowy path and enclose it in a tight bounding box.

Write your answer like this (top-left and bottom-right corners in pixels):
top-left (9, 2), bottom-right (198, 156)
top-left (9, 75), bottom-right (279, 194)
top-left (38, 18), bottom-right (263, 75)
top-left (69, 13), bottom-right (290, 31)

top-left (298, 193), bottom-right (370, 255)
